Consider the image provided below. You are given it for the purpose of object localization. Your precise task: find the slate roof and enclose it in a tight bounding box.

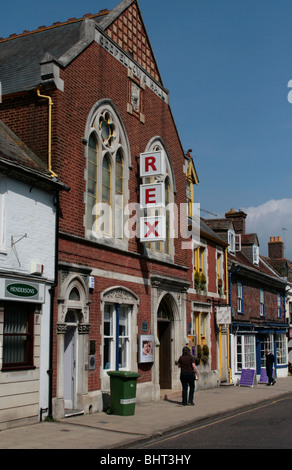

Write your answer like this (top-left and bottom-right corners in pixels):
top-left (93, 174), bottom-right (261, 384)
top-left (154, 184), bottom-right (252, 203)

top-left (0, 14), bottom-right (107, 95)
top-left (204, 217), bottom-right (286, 287)
top-left (0, 0), bottom-right (163, 96)
top-left (0, 119), bottom-right (68, 191)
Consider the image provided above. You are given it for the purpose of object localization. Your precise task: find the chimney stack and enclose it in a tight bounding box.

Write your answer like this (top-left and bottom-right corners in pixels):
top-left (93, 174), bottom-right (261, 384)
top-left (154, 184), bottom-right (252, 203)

top-left (225, 208), bottom-right (247, 234)
top-left (268, 236), bottom-right (284, 259)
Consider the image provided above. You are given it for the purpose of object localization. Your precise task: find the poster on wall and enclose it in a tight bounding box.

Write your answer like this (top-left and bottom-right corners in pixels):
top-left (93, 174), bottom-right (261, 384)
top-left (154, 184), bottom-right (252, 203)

top-left (187, 335), bottom-right (197, 357)
top-left (138, 335), bottom-right (154, 363)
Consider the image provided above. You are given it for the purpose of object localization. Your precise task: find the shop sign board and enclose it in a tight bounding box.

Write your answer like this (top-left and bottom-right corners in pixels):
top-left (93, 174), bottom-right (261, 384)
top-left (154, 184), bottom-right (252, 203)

top-left (239, 368), bottom-right (256, 387)
top-left (0, 278), bottom-right (45, 303)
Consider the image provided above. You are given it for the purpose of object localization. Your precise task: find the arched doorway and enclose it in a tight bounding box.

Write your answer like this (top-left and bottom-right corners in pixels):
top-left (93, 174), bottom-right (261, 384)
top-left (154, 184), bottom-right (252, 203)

top-left (55, 273), bottom-right (91, 418)
top-left (64, 308), bottom-right (82, 410)
top-left (157, 297), bottom-right (174, 389)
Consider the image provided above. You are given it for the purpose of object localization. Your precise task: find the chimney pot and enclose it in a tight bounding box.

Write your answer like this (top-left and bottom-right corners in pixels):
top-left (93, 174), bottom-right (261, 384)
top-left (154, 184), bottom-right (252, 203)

top-left (268, 236), bottom-right (284, 259)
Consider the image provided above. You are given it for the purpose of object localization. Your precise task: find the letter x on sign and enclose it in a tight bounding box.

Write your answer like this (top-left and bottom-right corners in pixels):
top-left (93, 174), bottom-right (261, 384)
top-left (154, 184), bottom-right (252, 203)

top-left (145, 220), bottom-right (159, 237)
top-left (140, 216), bottom-right (165, 242)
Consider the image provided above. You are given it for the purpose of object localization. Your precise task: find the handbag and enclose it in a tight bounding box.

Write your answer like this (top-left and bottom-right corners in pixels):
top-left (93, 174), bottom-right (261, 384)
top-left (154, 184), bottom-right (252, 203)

top-left (191, 356), bottom-right (198, 380)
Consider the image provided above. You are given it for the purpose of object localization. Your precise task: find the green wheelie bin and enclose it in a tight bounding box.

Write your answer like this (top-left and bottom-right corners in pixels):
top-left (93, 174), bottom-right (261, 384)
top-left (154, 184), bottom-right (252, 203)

top-left (107, 371), bottom-right (140, 416)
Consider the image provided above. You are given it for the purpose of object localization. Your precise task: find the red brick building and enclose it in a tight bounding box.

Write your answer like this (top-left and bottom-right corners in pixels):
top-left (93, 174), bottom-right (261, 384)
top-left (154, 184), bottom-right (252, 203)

top-left (0, 0), bottom-right (233, 422)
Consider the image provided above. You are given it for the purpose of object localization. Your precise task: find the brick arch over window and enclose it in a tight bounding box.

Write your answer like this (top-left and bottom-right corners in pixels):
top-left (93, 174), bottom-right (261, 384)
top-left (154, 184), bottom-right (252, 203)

top-left (84, 99), bottom-right (131, 244)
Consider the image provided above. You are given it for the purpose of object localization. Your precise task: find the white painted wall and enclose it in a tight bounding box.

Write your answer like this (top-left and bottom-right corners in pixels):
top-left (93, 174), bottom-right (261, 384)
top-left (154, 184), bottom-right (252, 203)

top-left (0, 176), bottom-right (56, 278)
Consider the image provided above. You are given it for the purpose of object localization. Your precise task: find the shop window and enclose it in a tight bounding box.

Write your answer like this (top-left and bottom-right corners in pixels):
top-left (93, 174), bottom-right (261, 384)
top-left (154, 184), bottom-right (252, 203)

top-left (2, 302), bottom-right (35, 370)
top-left (275, 334), bottom-right (287, 365)
top-left (103, 303), bottom-right (130, 370)
top-left (260, 335), bottom-right (273, 367)
top-left (236, 335), bottom-right (255, 372)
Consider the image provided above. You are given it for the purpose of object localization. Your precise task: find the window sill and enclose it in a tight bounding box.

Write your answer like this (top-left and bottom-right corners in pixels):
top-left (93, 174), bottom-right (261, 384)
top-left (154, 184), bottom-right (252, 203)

top-left (1, 365), bottom-right (36, 372)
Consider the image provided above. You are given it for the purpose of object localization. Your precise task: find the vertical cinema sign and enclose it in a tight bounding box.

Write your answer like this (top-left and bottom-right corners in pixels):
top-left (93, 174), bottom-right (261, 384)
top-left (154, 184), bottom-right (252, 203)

top-left (139, 150), bottom-right (166, 242)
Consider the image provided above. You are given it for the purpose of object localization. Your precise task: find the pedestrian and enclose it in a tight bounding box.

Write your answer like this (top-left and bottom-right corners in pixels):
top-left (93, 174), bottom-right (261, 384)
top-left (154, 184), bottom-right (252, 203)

top-left (265, 349), bottom-right (276, 386)
top-left (177, 346), bottom-right (199, 406)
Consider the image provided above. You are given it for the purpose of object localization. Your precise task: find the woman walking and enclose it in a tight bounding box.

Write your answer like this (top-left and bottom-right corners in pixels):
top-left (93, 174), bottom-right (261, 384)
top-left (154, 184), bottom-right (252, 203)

top-left (178, 346), bottom-right (199, 406)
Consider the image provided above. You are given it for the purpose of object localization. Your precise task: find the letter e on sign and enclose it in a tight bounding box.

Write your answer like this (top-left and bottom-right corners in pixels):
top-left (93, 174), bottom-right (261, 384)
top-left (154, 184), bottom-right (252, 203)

top-left (140, 183), bottom-right (165, 208)
top-left (140, 150), bottom-right (166, 178)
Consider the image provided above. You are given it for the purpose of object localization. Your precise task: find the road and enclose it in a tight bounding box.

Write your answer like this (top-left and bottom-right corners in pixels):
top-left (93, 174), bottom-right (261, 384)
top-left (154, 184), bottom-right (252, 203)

top-left (134, 393), bottom-right (292, 449)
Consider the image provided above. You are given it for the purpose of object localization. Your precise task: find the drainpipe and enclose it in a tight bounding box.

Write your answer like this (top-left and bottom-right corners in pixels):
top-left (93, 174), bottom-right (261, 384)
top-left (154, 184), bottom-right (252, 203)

top-left (224, 247), bottom-right (231, 382)
top-left (37, 89), bottom-right (58, 178)
top-left (116, 303), bottom-right (120, 371)
top-left (47, 189), bottom-right (60, 420)
top-left (225, 247), bottom-right (229, 304)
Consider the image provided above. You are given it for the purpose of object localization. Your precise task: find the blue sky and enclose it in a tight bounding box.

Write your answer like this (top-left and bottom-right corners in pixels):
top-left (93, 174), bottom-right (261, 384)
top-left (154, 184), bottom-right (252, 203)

top-left (1, 0), bottom-right (292, 259)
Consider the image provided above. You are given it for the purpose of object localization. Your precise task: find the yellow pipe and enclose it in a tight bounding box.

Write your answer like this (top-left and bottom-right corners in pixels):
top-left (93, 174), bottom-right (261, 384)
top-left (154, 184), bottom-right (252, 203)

top-left (37, 89), bottom-right (58, 178)
top-left (225, 246), bottom-right (229, 303)
top-left (224, 246), bottom-right (232, 382)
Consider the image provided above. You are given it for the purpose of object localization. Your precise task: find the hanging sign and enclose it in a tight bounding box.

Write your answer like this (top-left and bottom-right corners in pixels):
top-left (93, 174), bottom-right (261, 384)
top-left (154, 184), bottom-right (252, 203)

top-left (140, 216), bottom-right (166, 242)
top-left (140, 150), bottom-right (166, 178)
top-left (140, 183), bottom-right (165, 208)
top-left (216, 306), bottom-right (231, 325)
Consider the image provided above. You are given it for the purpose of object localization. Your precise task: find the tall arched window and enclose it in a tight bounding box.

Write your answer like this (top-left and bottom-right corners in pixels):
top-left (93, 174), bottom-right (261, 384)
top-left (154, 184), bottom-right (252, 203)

top-left (87, 134), bottom-right (98, 231)
top-left (85, 102), bottom-right (130, 244)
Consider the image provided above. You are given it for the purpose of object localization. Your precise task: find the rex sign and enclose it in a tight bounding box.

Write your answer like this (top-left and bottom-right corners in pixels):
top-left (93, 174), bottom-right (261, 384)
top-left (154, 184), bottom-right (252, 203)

top-left (139, 150), bottom-right (166, 243)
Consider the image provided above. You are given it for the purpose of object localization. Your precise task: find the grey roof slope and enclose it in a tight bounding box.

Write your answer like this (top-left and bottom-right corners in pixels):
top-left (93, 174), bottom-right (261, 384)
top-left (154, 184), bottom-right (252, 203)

top-left (0, 0), bottom-right (145, 96)
top-left (0, 19), bottom-right (100, 95)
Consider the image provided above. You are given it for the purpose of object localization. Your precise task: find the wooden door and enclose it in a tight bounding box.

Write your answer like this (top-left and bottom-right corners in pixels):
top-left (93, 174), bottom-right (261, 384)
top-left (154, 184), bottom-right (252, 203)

top-left (158, 320), bottom-right (171, 389)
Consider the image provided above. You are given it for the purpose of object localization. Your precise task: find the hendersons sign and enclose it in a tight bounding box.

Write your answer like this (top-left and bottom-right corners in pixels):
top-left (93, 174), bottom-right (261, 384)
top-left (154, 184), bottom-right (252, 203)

top-left (6, 283), bottom-right (38, 298)
top-left (0, 279), bottom-right (45, 303)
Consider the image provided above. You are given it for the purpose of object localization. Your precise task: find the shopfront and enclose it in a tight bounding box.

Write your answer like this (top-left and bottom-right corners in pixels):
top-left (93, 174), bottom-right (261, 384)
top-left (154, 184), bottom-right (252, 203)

top-left (0, 276), bottom-right (49, 429)
top-left (231, 323), bottom-right (289, 383)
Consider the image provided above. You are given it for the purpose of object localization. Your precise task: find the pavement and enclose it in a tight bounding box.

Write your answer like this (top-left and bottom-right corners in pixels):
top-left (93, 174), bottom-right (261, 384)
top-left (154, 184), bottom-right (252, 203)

top-left (0, 377), bottom-right (291, 450)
